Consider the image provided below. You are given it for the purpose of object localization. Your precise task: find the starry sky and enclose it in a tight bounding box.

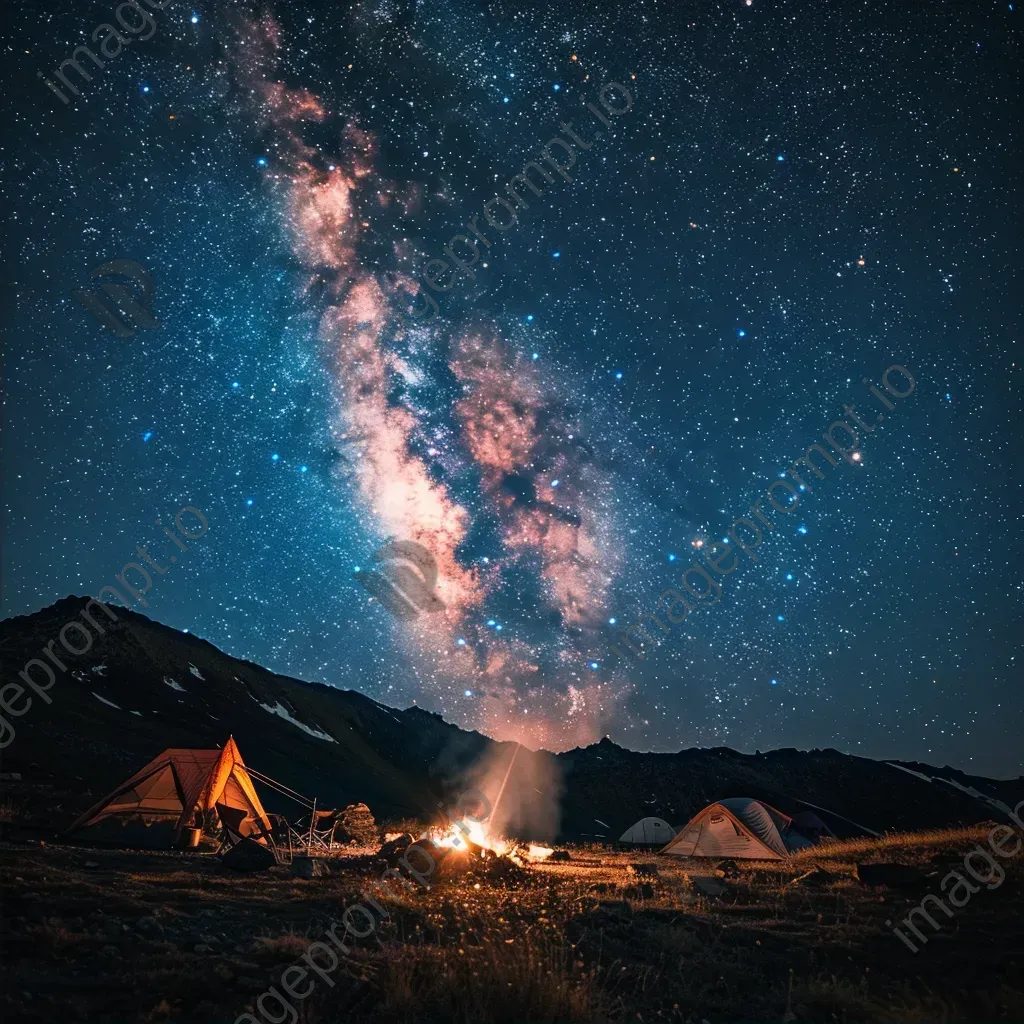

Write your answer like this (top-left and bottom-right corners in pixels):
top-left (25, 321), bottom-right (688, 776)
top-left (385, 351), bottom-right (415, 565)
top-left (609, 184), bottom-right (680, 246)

top-left (2, 0), bottom-right (1021, 776)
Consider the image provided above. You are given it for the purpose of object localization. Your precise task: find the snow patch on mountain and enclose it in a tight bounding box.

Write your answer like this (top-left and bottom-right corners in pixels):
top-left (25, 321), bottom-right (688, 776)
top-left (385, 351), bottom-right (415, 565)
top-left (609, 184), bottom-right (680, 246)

top-left (259, 701), bottom-right (336, 742)
top-left (888, 762), bottom-right (1019, 821)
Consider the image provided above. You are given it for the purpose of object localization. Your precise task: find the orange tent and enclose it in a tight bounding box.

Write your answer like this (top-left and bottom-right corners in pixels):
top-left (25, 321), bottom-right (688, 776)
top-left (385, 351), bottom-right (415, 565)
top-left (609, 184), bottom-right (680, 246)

top-left (67, 737), bottom-right (272, 848)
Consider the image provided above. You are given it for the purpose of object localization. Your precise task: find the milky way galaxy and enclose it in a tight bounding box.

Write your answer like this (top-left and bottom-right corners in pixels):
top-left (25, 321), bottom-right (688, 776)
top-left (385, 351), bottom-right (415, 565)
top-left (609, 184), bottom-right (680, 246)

top-left (4, 0), bottom-right (1021, 775)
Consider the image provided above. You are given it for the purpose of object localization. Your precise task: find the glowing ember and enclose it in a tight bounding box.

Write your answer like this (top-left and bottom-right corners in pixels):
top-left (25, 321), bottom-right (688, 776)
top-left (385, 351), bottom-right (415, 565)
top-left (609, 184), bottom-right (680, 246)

top-left (527, 844), bottom-right (554, 861)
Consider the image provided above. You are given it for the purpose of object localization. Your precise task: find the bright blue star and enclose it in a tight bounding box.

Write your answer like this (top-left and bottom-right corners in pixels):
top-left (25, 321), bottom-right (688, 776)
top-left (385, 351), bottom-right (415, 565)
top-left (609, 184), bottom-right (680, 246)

top-left (551, 479), bottom-right (560, 488)
top-left (552, 251), bottom-right (560, 258)
top-left (487, 619), bottom-right (496, 627)
top-left (503, 96), bottom-right (510, 104)
top-left (526, 314), bottom-right (534, 322)
top-left (464, 689), bottom-right (473, 696)
top-left (353, 566), bottom-right (361, 573)
top-left (495, 624), bottom-right (503, 631)
top-left (589, 661), bottom-right (600, 670)
top-left (738, 329), bottom-right (746, 337)
top-left (668, 553), bottom-right (678, 562)
top-left (771, 678), bottom-right (779, 685)
top-left (777, 614), bottom-right (785, 622)
top-left (271, 453), bottom-right (280, 462)
top-left (142, 431), bottom-right (153, 442)
top-left (945, 393), bottom-right (952, 401)
top-left (531, 352), bottom-right (539, 360)
top-left (246, 498), bottom-right (254, 506)
top-left (299, 465), bottom-right (309, 473)
top-left (797, 524), bottom-right (808, 535)
top-left (232, 381), bottom-right (240, 389)
top-left (141, 84), bottom-right (151, 94)
top-left (257, 157), bottom-right (268, 167)
top-left (553, 83), bottom-right (561, 92)
top-left (785, 573), bottom-right (794, 581)
top-left (457, 638), bottom-right (467, 647)
top-left (776, 154), bottom-right (785, 161)
top-left (615, 371), bottom-right (623, 380)
top-left (608, 617), bottom-right (617, 625)
top-left (191, 13), bottom-right (199, 23)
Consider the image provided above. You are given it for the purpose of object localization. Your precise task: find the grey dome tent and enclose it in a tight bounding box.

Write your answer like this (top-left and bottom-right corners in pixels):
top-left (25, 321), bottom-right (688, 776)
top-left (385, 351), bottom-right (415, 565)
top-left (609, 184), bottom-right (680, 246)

top-left (661, 798), bottom-right (813, 860)
top-left (619, 816), bottom-right (676, 845)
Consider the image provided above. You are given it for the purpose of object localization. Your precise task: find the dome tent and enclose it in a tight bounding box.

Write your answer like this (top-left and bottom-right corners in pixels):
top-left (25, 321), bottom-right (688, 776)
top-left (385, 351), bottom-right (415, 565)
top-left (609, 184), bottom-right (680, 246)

top-left (660, 797), bottom-right (813, 860)
top-left (619, 816), bottom-right (676, 845)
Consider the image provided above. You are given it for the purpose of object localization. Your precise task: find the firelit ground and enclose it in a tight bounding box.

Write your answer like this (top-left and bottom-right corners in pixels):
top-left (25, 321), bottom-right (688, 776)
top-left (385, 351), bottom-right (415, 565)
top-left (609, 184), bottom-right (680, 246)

top-left (1, 825), bottom-right (1022, 1023)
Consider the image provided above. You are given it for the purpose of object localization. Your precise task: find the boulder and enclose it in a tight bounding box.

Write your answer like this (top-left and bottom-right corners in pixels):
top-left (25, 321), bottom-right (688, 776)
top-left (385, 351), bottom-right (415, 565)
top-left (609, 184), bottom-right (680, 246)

top-left (337, 802), bottom-right (378, 846)
top-left (376, 833), bottom-right (413, 862)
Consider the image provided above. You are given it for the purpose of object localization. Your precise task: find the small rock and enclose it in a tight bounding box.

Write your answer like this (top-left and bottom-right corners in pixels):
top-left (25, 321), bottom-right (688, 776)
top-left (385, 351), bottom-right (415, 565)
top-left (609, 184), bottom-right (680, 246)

top-left (627, 862), bottom-right (659, 879)
top-left (714, 859), bottom-right (741, 880)
top-left (691, 876), bottom-right (728, 898)
top-left (84, 861), bottom-right (99, 869)
top-left (549, 850), bottom-right (571, 862)
top-left (623, 883), bottom-right (655, 899)
top-left (136, 916), bottom-right (164, 937)
top-left (194, 943), bottom-right (213, 954)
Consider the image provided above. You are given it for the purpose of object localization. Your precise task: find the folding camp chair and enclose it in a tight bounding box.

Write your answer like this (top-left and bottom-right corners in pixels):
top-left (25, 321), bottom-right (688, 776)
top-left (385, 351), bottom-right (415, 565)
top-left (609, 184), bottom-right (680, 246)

top-left (293, 807), bottom-right (341, 852)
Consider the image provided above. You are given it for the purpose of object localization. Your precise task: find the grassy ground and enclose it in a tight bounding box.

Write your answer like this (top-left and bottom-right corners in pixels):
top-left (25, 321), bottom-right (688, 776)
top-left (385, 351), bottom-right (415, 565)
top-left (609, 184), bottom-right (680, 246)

top-left (1, 827), bottom-right (1021, 1023)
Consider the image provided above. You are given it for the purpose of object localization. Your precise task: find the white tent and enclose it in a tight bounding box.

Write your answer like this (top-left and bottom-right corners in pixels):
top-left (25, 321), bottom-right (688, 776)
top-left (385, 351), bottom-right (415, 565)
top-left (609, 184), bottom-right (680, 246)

top-left (661, 798), bottom-right (813, 860)
top-left (619, 816), bottom-right (676, 845)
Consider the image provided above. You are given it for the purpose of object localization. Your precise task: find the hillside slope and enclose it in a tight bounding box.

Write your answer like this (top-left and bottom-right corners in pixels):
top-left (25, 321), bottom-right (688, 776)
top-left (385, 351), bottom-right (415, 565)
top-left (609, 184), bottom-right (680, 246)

top-left (1, 597), bottom-right (1020, 839)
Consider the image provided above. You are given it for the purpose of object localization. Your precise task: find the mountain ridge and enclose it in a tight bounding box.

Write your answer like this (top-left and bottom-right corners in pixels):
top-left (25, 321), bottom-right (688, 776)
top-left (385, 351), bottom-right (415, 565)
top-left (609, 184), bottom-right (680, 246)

top-left (1, 596), bottom-right (1020, 841)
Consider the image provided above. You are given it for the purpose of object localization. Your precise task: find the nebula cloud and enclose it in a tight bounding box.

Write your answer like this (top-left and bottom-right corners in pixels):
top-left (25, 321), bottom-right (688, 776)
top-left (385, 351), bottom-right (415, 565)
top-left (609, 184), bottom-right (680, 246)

top-left (232, 12), bottom-right (630, 751)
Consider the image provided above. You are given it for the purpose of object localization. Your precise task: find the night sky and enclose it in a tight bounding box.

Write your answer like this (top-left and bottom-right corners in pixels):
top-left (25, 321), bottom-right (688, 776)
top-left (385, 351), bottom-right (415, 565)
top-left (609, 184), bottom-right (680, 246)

top-left (3, 0), bottom-right (1021, 776)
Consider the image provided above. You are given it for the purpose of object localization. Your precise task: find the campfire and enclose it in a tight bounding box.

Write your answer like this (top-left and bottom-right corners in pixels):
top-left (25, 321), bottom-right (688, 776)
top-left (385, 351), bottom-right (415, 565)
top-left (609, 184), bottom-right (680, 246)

top-left (428, 820), bottom-right (554, 867)
top-left (375, 744), bottom-right (557, 884)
